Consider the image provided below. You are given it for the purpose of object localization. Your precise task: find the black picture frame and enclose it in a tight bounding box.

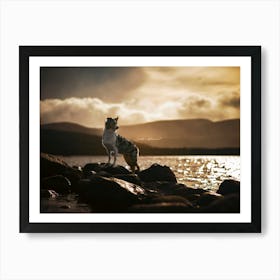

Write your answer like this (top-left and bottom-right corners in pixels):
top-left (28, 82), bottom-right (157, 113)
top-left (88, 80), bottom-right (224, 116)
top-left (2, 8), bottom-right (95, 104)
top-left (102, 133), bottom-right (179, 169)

top-left (20, 46), bottom-right (261, 233)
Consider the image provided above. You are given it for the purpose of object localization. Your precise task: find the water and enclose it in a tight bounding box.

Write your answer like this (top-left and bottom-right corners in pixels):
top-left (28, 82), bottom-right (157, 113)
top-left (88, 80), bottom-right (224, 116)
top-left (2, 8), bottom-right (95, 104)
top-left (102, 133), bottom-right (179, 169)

top-left (59, 155), bottom-right (240, 192)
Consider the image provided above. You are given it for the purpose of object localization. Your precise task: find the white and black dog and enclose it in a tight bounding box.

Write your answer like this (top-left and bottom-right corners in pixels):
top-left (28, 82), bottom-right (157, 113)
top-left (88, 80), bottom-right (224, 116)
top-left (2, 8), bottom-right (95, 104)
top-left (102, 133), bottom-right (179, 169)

top-left (102, 117), bottom-right (140, 173)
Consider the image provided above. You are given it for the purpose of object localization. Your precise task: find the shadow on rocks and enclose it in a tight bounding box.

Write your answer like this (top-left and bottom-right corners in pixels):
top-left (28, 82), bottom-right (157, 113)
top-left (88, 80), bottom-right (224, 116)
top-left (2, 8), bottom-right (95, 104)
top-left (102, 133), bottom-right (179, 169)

top-left (77, 176), bottom-right (146, 212)
top-left (199, 193), bottom-right (240, 213)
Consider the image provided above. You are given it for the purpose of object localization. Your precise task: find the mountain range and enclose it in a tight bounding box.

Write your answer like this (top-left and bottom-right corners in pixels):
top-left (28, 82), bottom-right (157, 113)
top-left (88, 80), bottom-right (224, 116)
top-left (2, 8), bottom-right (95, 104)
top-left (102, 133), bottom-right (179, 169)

top-left (41, 119), bottom-right (240, 155)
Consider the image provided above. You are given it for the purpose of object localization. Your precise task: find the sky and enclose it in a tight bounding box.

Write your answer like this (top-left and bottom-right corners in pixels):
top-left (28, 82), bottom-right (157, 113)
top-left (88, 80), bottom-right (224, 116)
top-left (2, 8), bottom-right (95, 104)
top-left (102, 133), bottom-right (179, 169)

top-left (40, 66), bottom-right (240, 128)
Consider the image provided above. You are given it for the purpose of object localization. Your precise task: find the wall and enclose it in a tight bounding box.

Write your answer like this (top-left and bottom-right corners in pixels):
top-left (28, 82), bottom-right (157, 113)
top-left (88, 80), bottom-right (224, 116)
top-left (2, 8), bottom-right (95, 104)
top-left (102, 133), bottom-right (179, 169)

top-left (0, 0), bottom-right (279, 279)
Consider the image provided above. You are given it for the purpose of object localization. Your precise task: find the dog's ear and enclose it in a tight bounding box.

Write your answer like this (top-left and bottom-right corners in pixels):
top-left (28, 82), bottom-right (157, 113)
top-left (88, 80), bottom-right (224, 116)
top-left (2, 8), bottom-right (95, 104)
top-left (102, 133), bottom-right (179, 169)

top-left (115, 116), bottom-right (119, 122)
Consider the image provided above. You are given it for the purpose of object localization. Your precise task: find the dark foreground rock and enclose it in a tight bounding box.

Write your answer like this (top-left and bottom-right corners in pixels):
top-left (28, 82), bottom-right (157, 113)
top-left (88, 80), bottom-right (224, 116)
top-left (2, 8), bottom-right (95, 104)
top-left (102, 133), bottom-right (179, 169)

top-left (138, 164), bottom-right (177, 183)
top-left (41, 175), bottom-right (71, 194)
top-left (40, 193), bottom-right (91, 213)
top-left (143, 181), bottom-right (206, 201)
top-left (114, 174), bottom-right (143, 186)
top-left (131, 195), bottom-right (195, 212)
top-left (217, 179), bottom-right (240, 196)
top-left (40, 153), bottom-right (82, 189)
top-left (130, 202), bottom-right (193, 213)
top-left (200, 193), bottom-right (240, 213)
top-left (41, 153), bottom-right (71, 177)
top-left (40, 154), bottom-right (240, 214)
top-left (83, 163), bottom-right (131, 176)
top-left (41, 189), bottom-right (59, 199)
top-left (77, 176), bottom-right (146, 212)
top-left (196, 192), bottom-right (223, 207)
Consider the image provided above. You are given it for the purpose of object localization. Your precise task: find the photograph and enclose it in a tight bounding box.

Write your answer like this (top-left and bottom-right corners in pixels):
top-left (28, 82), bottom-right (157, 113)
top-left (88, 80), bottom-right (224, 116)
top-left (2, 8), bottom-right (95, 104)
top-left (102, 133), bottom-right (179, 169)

top-left (20, 46), bottom-right (261, 232)
top-left (40, 66), bottom-right (241, 214)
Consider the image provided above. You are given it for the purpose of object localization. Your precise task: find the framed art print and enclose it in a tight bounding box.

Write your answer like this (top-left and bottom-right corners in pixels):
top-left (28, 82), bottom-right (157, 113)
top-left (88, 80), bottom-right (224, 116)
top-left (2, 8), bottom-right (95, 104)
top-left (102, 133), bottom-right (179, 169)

top-left (19, 46), bottom-right (261, 233)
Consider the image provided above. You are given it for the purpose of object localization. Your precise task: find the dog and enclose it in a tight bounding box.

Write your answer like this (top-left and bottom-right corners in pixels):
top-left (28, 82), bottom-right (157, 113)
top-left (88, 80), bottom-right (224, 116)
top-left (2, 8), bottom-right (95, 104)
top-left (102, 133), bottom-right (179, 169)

top-left (102, 117), bottom-right (140, 173)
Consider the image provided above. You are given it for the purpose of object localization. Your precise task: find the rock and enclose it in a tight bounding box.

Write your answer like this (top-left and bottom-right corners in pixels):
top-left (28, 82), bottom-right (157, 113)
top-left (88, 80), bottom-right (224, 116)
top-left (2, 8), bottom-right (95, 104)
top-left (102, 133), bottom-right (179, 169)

top-left (217, 180), bottom-right (240, 195)
top-left (130, 202), bottom-right (193, 213)
top-left (102, 164), bottom-right (131, 175)
top-left (41, 153), bottom-right (70, 178)
top-left (41, 193), bottom-right (92, 213)
top-left (114, 174), bottom-right (142, 186)
top-left (138, 164), bottom-right (177, 183)
top-left (143, 181), bottom-right (206, 200)
top-left (150, 195), bottom-right (193, 208)
top-left (78, 176), bottom-right (146, 212)
top-left (172, 184), bottom-right (206, 199)
top-left (96, 171), bottom-right (112, 178)
top-left (83, 163), bottom-right (131, 176)
top-left (201, 193), bottom-right (240, 213)
top-left (129, 194), bottom-right (194, 213)
top-left (86, 170), bottom-right (98, 177)
top-left (40, 153), bottom-right (82, 189)
top-left (73, 165), bottom-right (82, 172)
top-left (40, 189), bottom-right (59, 198)
top-left (60, 205), bottom-right (71, 209)
top-left (196, 192), bottom-right (223, 207)
top-left (83, 163), bottom-right (102, 175)
top-left (41, 175), bottom-right (71, 194)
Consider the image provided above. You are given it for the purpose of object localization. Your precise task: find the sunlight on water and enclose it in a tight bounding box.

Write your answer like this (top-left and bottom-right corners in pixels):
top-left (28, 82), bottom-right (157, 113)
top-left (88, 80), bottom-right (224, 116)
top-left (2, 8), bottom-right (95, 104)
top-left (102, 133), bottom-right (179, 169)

top-left (60, 155), bottom-right (240, 192)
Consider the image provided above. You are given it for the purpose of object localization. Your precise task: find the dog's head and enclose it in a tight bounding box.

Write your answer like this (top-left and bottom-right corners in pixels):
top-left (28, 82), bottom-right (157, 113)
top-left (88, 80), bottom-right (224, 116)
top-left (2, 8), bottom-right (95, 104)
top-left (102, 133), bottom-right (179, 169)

top-left (105, 117), bottom-right (119, 130)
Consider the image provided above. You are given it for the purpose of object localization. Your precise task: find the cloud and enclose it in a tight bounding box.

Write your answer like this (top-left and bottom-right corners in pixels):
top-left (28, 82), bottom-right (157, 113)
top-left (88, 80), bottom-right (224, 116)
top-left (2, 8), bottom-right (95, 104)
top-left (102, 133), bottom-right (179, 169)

top-left (40, 98), bottom-right (152, 127)
top-left (177, 95), bottom-right (217, 119)
top-left (41, 94), bottom-right (240, 128)
top-left (40, 67), bottom-right (240, 125)
top-left (40, 67), bottom-right (147, 102)
top-left (144, 67), bottom-right (240, 88)
top-left (219, 91), bottom-right (240, 108)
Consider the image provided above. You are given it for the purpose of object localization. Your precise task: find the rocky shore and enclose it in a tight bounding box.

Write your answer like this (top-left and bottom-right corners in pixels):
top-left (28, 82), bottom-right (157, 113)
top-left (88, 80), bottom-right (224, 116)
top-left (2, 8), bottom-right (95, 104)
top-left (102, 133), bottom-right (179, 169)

top-left (40, 153), bottom-right (240, 213)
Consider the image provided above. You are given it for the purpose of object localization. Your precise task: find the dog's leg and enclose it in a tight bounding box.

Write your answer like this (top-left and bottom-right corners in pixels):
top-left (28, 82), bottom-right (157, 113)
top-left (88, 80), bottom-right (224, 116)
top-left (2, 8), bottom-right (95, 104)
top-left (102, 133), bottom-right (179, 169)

top-left (132, 150), bottom-right (140, 173)
top-left (106, 148), bottom-right (111, 166)
top-left (123, 154), bottom-right (137, 173)
top-left (131, 165), bottom-right (135, 174)
top-left (112, 147), bottom-right (118, 166)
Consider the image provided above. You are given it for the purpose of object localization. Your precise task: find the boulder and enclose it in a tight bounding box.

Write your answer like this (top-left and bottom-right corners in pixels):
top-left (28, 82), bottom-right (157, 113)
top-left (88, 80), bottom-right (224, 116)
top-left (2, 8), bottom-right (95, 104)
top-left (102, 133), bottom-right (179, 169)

top-left (149, 195), bottom-right (193, 208)
top-left (73, 165), bottom-right (83, 172)
top-left (41, 175), bottom-right (71, 194)
top-left (40, 189), bottom-right (59, 199)
top-left (83, 163), bottom-right (131, 176)
top-left (102, 164), bottom-right (131, 175)
top-left (41, 193), bottom-right (92, 213)
top-left (40, 153), bottom-right (70, 178)
top-left (196, 192), bottom-right (223, 207)
top-left (130, 202), bottom-right (193, 213)
top-left (83, 163), bottom-right (103, 175)
top-left (95, 171), bottom-right (112, 178)
top-left (217, 180), bottom-right (240, 196)
top-left (78, 176), bottom-right (146, 212)
top-left (138, 164), bottom-right (177, 183)
top-left (114, 174), bottom-right (142, 186)
top-left (40, 153), bottom-right (82, 189)
top-left (201, 193), bottom-right (240, 213)
top-left (172, 184), bottom-right (206, 199)
top-left (143, 181), bottom-right (206, 200)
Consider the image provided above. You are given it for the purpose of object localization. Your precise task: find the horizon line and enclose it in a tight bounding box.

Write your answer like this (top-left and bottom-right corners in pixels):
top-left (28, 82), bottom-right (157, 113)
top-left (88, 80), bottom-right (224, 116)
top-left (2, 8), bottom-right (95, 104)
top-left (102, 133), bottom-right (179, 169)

top-left (40, 117), bottom-right (240, 129)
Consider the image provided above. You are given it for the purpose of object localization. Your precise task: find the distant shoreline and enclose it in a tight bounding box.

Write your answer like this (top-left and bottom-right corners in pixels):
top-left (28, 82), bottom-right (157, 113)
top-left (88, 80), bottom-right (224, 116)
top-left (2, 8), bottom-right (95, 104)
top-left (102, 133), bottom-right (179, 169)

top-left (42, 148), bottom-right (240, 157)
top-left (41, 119), bottom-right (240, 156)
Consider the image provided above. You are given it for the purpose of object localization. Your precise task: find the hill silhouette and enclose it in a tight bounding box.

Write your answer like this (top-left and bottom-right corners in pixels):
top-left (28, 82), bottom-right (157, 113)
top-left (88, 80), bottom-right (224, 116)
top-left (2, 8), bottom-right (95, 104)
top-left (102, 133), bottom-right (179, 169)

top-left (118, 118), bottom-right (239, 148)
top-left (41, 118), bottom-right (240, 150)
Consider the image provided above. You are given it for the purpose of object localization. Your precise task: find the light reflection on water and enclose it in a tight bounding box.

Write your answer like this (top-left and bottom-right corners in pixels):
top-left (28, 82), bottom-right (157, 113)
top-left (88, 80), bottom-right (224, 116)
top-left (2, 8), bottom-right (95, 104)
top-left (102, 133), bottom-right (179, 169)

top-left (60, 155), bottom-right (240, 192)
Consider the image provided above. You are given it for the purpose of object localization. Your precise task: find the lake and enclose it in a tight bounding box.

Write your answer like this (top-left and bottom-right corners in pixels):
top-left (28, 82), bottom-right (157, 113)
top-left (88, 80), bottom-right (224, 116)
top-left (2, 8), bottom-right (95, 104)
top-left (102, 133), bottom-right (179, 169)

top-left (59, 155), bottom-right (240, 192)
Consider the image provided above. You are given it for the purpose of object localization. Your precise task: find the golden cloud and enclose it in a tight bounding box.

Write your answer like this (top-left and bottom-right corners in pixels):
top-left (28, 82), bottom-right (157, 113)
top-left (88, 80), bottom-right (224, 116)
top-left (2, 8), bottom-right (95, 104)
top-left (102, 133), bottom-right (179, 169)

top-left (40, 67), bottom-right (240, 126)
